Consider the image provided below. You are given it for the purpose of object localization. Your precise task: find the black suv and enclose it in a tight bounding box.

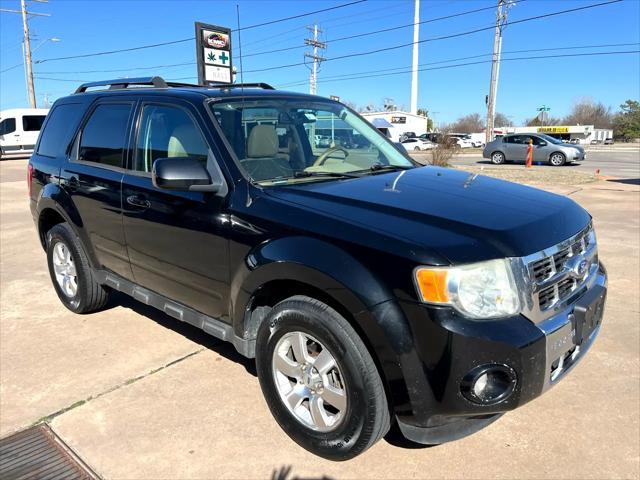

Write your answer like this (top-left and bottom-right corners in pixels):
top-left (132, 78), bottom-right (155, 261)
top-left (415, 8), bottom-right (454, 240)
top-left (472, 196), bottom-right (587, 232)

top-left (29, 77), bottom-right (607, 460)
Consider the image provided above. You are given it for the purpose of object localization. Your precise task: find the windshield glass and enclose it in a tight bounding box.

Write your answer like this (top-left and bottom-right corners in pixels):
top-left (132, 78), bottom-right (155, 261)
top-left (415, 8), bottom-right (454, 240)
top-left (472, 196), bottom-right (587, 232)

top-left (208, 98), bottom-right (413, 184)
top-left (536, 133), bottom-right (564, 144)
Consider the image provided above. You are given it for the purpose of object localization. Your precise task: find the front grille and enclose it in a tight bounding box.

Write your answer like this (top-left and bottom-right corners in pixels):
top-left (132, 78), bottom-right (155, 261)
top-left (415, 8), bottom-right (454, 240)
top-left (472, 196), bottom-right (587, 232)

top-left (528, 225), bottom-right (595, 311)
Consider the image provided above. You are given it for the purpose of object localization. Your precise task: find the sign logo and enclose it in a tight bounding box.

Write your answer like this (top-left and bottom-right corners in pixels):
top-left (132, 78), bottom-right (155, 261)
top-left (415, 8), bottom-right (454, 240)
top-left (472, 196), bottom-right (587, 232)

top-left (205, 32), bottom-right (228, 49)
top-left (538, 126), bottom-right (569, 134)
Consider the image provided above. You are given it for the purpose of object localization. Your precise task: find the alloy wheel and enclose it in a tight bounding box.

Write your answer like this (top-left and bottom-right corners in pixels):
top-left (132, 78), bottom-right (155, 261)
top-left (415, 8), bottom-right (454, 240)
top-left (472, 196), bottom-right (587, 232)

top-left (272, 331), bottom-right (347, 432)
top-left (52, 242), bottom-right (78, 297)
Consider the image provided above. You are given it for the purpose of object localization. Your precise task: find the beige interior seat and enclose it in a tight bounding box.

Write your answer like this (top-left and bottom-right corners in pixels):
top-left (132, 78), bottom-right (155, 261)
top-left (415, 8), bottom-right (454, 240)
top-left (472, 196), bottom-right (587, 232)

top-left (242, 124), bottom-right (292, 181)
top-left (167, 124), bottom-right (206, 159)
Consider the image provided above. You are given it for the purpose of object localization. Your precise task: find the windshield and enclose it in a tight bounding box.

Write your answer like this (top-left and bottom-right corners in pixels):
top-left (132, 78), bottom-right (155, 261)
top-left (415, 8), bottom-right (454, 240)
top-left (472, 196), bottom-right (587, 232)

top-left (208, 98), bottom-right (414, 184)
top-left (536, 133), bottom-right (564, 144)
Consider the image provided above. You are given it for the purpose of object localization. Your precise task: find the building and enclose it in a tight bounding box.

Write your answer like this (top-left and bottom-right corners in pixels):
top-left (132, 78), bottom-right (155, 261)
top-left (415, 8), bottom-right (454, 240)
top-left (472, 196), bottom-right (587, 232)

top-left (493, 125), bottom-right (613, 144)
top-left (361, 110), bottom-right (429, 142)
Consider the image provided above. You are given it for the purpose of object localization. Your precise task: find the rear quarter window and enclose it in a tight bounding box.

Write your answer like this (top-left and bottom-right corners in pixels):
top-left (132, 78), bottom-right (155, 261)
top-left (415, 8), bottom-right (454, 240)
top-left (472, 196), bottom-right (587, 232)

top-left (37, 103), bottom-right (85, 158)
top-left (0, 117), bottom-right (16, 135)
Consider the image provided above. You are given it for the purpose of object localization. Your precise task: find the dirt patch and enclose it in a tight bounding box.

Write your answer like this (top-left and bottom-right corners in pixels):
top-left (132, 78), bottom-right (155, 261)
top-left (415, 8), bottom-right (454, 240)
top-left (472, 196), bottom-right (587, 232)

top-left (453, 165), bottom-right (598, 186)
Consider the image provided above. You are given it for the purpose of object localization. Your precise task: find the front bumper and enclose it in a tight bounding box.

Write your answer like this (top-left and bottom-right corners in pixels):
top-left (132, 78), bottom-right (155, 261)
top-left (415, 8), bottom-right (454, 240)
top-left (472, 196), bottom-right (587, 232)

top-left (394, 263), bottom-right (607, 444)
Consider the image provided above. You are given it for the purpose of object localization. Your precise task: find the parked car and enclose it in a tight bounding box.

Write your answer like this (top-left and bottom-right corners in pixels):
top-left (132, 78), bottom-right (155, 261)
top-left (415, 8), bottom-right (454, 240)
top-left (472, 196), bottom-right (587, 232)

top-left (401, 137), bottom-right (435, 151)
top-left (590, 139), bottom-right (601, 145)
top-left (483, 133), bottom-right (586, 166)
top-left (399, 131), bottom-right (417, 142)
top-left (570, 138), bottom-right (581, 144)
top-left (471, 139), bottom-right (485, 148)
top-left (604, 138), bottom-right (614, 145)
top-left (448, 135), bottom-right (473, 149)
top-left (30, 77), bottom-right (607, 460)
top-left (0, 108), bottom-right (49, 159)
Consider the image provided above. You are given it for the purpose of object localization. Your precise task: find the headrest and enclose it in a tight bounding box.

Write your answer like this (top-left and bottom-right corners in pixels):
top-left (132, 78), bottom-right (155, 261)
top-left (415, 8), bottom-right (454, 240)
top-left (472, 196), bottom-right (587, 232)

top-left (168, 124), bottom-right (204, 157)
top-left (247, 124), bottom-right (278, 158)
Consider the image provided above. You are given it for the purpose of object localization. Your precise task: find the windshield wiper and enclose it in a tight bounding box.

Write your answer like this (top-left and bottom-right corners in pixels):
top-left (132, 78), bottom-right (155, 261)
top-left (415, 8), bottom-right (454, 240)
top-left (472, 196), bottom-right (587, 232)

top-left (292, 171), bottom-right (361, 179)
top-left (364, 164), bottom-right (414, 173)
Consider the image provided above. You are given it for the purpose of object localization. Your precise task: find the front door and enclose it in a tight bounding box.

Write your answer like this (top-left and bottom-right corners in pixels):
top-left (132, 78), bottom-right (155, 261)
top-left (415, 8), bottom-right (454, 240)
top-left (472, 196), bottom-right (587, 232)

top-left (121, 101), bottom-right (230, 319)
top-left (0, 116), bottom-right (20, 154)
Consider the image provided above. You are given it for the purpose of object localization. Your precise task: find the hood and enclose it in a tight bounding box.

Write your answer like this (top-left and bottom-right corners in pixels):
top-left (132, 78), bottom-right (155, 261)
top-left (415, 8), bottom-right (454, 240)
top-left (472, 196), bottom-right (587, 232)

top-left (264, 167), bottom-right (591, 264)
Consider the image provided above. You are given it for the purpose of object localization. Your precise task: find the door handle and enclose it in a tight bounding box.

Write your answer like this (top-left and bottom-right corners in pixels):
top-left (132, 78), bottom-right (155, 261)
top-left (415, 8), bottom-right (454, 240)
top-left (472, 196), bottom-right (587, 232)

top-left (126, 195), bottom-right (151, 209)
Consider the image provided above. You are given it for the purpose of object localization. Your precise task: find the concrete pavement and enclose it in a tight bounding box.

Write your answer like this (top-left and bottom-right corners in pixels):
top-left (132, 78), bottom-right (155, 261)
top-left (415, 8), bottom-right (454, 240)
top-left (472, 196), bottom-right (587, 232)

top-left (1, 159), bottom-right (638, 479)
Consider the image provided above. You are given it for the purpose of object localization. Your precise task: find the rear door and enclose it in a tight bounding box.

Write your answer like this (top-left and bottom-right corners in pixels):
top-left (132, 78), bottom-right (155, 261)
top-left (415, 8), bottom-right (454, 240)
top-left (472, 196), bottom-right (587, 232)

top-left (504, 135), bottom-right (528, 162)
top-left (21, 114), bottom-right (47, 151)
top-left (121, 99), bottom-right (230, 319)
top-left (60, 99), bottom-right (135, 279)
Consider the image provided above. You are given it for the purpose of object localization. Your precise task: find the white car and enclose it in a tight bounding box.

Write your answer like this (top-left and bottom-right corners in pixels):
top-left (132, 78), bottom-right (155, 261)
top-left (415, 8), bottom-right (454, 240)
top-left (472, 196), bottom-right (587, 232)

top-left (0, 108), bottom-right (49, 159)
top-left (450, 136), bottom-right (474, 149)
top-left (402, 138), bottom-right (436, 151)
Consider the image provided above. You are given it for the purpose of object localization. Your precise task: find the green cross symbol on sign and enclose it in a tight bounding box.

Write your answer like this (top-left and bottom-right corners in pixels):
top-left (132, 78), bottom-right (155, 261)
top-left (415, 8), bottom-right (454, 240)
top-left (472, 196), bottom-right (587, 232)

top-left (219, 52), bottom-right (229, 65)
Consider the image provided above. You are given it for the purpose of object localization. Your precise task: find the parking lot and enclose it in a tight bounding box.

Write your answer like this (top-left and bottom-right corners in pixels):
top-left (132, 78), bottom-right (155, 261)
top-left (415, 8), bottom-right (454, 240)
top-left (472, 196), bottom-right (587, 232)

top-left (1, 157), bottom-right (638, 479)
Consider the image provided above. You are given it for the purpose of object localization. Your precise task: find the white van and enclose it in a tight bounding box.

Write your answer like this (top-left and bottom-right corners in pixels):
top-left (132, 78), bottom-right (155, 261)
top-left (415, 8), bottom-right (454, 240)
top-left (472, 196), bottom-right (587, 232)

top-left (0, 108), bottom-right (50, 159)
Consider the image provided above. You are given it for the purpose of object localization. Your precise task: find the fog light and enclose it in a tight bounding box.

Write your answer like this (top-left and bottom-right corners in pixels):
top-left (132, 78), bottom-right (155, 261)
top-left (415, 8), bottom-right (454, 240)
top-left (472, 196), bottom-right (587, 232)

top-left (461, 364), bottom-right (517, 405)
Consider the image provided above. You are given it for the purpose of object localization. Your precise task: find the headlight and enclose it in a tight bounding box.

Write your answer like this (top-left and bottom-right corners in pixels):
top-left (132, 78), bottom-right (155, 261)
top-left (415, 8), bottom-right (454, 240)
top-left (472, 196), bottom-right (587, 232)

top-left (414, 259), bottom-right (520, 319)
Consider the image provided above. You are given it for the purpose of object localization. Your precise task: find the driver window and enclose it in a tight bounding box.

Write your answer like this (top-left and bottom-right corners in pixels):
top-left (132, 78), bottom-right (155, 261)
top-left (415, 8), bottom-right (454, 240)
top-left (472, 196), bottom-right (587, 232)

top-left (135, 105), bottom-right (208, 172)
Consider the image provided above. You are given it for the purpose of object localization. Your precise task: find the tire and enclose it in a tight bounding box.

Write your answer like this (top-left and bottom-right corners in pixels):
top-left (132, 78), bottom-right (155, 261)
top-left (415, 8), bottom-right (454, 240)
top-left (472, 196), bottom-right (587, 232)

top-left (491, 151), bottom-right (506, 165)
top-left (46, 223), bottom-right (110, 313)
top-left (413, 146), bottom-right (421, 151)
top-left (549, 152), bottom-right (566, 166)
top-left (255, 295), bottom-right (390, 461)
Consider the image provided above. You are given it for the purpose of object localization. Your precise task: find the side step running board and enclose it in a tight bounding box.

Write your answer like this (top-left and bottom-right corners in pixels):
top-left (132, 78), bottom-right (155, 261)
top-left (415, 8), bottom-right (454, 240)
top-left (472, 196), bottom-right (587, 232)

top-left (95, 271), bottom-right (255, 358)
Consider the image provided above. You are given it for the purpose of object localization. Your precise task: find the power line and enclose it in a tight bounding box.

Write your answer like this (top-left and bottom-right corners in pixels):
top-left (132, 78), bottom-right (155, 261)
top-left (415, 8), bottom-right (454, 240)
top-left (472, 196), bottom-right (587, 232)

top-left (32, 0), bottom-right (367, 65)
top-left (243, 0), bottom-right (623, 74)
top-left (243, 0), bottom-right (526, 59)
top-left (34, 49), bottom-right (639, 86)
top-left (276, 50), bottom-right (640, 88)
top-left (279, 42), bottom-right (640, 87)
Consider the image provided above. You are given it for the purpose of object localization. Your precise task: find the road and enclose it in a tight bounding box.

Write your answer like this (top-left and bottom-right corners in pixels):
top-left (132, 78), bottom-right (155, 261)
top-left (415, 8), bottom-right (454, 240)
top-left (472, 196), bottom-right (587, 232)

top-left (443, 148), bottom-right (640, 180)
top-left (1, 158), bottom-right (639, 479)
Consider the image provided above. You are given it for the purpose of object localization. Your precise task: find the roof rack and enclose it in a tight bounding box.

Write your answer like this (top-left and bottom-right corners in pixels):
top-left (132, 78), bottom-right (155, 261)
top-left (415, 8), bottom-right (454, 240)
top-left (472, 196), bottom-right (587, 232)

top-left (74, 76), bottom-right (275, 94)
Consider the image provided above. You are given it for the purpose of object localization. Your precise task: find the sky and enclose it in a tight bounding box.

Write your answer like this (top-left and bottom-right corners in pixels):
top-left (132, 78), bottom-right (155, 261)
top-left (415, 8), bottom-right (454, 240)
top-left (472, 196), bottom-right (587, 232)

top-left (1, 0), bottom-right (639, 125)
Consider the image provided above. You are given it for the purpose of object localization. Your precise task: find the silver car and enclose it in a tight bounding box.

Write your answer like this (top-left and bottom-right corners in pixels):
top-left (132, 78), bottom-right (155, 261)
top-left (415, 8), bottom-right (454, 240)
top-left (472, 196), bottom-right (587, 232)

top-left (483, 133), bottom-right (586, 166)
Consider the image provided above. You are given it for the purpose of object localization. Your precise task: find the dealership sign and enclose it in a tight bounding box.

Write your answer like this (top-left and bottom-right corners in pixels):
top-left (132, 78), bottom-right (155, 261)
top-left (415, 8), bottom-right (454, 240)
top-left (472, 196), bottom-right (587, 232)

top-left (195, 22), bottom-right (233, 85)
top-left (537, 126), bottom-right (569, 134)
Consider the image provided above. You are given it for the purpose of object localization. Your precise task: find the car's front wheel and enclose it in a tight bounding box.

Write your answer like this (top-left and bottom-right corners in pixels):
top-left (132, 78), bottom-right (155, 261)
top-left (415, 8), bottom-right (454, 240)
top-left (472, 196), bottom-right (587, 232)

top-left (414, 146), bottom-right (421, 151)
top-left (491, 151), bottom-right (506, 164)
top-left (256, 295), bottom-right (390, 460)
top-left (549, 152), bottom-right (566, 166)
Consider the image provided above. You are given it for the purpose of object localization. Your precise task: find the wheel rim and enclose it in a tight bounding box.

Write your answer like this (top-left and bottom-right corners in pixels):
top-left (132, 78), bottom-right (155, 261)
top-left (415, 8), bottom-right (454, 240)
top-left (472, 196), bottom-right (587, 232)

top-left (493, 153), bottom-right (504, 164)
top-left (52, 242), bottom-right (78, 297)
top-left (272, 331), bottom-right (347, 432)
top-left (550, 154), bottom-right (564, 165)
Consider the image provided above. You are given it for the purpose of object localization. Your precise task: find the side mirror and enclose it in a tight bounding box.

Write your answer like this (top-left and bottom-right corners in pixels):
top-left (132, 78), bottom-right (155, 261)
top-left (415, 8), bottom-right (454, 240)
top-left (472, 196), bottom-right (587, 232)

top-left (152, 157), bottom-right (221, 193)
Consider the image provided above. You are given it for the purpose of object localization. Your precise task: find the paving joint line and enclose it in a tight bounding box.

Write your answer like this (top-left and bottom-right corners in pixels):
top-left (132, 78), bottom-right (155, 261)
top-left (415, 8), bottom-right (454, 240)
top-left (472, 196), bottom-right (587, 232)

top-left (29, 348), bottom-right (205, 427)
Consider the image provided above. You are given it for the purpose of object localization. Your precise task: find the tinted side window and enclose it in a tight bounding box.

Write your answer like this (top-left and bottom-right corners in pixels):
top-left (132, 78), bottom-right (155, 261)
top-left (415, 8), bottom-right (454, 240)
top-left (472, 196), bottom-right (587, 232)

top-left (37, 104), bottom-right (84, 157)
top-left (79, 104), bottom-right (132, 168)
top-left (135, 104), bottom-right (208, 172)
top-left (0, 118), bottom-right (16, 135)
top-left (22, 115), bottom-right (46, 132)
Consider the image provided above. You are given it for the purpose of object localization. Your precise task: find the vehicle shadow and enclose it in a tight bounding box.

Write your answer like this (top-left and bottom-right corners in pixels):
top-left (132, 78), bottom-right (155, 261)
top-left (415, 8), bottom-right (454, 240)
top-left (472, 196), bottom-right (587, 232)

top-left (383, 422), bottom-right (434, 450)
top-left (105, 291), bottom-right (257, 377)
top-left (607, 178), bottom-right (640, 185)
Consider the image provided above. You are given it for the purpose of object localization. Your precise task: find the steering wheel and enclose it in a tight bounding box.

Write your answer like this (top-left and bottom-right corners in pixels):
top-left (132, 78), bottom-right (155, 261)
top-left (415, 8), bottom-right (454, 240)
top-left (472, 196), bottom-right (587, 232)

top-left (313, 146), bottom-right (349, 167)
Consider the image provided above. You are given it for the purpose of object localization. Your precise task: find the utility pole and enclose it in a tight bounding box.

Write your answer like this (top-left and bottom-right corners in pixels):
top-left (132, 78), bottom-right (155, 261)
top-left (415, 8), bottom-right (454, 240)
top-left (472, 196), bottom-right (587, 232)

top-left (485, 0), bottom-right (513, 143)
top-left (304, 25), bottom-right (326, 95)
top-left (410, 0), bottom-right (420, 115)
top-left (21, 0), bottom-right (36, 107)
top-left (1, 0), bottom-right (50, 108)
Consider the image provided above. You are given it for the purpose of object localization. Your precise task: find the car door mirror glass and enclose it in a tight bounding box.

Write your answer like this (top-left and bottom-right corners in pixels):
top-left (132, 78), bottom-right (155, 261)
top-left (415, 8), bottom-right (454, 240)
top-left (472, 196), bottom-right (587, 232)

top-left (152, 157), bottom-right (222, 193)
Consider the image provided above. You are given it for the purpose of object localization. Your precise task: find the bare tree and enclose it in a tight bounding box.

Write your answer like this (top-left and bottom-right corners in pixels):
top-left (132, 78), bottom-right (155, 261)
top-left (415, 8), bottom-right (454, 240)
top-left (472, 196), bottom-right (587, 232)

top-left (493, 112), bottom-right (513, 127)
top-left (563, 98), bottom-right (613, 128)
top-left (428, 127), bottom-right (456, 167)
top-left (450, 113), bottom-right (485, 133)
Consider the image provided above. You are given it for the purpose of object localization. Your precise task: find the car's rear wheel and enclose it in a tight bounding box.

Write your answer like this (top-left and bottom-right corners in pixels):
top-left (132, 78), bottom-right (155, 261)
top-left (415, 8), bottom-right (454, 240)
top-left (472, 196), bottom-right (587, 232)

top-left (256, 295), bottom-right (390, 460)
top-left (491, 151), bottom-right (506, 165)
top-left (549, 152), bottom-right (566, 166)
top-left (413, 146), bottom-right (421, 151)
top-left (46, 223), bottom-right (110, 313)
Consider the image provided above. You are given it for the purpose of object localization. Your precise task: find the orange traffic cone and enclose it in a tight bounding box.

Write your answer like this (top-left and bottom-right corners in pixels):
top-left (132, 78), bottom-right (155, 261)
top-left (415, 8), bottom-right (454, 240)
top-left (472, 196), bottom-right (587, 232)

top-left (526, 139), bottom-right (533, 168)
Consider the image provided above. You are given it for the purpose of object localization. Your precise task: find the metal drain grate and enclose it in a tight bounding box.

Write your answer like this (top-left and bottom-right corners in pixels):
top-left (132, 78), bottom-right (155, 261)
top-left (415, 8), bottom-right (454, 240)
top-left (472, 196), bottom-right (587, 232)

top-left (0, 424), bottom-right (98, 480)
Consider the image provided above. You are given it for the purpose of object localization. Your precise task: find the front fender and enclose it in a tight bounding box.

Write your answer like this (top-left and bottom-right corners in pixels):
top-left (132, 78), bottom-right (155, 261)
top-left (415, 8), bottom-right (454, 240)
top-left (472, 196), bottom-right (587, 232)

top-left (231, 235), bottom-right (421, 415)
